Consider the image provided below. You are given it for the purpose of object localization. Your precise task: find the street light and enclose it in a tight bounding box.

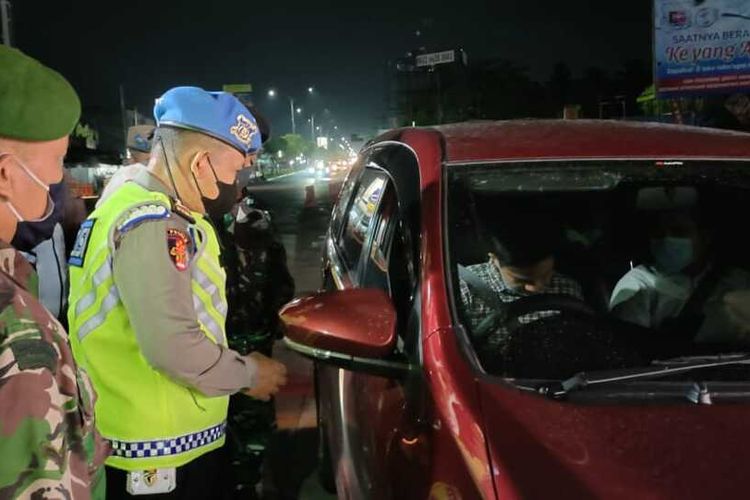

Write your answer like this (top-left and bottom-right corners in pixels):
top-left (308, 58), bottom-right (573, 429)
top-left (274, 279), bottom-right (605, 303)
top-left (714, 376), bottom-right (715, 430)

top-left (296, 107), bottom-right (302, 114)
top-left (267, 88), bottom-right (297, 134)
top-left (308, 87), bottom-right (314, 94)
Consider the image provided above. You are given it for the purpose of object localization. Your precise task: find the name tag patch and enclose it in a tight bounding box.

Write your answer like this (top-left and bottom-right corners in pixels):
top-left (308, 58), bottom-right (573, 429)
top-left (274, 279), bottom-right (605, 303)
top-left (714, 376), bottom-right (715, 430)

top-left (69, 219), bottom-right (96, 267)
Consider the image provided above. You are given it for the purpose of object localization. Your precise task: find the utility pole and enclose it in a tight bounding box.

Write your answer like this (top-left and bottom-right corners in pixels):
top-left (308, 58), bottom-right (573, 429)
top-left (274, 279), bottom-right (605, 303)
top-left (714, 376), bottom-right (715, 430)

top-left (119, 85), bottom-right (127, 153)
top-left (435, 67), bottom-right (444, 124)
top-left (310, 114), bottom-right (315, 141)
top-left (289, 97), bottom-right (296, 135)
top-left (1, 0), bottom-right (12, 46)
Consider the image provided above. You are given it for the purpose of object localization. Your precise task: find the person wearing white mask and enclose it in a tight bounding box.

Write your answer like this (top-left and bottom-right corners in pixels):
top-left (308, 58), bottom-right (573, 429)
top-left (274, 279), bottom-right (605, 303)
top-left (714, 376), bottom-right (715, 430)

top-left (610, 187), bottom-right (750, 343)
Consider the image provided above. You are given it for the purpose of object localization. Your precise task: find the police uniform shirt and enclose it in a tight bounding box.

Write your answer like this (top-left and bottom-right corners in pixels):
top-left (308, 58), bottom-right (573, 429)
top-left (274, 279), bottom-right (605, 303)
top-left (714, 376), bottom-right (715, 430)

top-left (111, 169), bottom-right (257, 396)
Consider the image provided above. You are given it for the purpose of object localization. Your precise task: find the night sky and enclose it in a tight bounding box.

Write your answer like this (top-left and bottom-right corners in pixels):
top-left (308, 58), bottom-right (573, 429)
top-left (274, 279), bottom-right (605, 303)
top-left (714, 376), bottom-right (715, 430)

top-left (14, 0), bottom-right (651, 138)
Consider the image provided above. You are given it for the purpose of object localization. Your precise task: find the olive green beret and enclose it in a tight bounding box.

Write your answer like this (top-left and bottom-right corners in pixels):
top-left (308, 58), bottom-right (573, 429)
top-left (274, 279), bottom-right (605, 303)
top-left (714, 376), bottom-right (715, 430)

top-left (0, 45), bottom-right (81, 141)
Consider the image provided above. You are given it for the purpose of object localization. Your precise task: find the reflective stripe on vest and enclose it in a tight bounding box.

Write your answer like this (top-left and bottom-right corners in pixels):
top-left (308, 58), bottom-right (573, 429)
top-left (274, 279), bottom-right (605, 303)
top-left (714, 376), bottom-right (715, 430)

top-left (75, 257), bottom-right (119, 341)
top-left (72, 222), bottom-right (228, 345)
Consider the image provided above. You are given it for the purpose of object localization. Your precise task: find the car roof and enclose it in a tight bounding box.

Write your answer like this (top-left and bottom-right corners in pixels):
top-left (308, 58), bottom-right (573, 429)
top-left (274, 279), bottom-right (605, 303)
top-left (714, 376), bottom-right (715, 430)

top-left (380, 119), bottom-right (750, 166)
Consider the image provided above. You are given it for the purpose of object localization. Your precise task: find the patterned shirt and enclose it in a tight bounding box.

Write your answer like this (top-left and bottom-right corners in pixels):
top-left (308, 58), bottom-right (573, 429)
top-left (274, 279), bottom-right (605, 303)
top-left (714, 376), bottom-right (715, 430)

top-left (459, 260), bottom-right (583, 350)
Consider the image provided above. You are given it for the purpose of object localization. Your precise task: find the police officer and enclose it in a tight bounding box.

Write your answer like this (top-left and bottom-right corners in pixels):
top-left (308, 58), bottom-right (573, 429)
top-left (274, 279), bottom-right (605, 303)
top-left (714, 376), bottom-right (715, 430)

top-left (67, 86), bottom-right (287, 499)
top-left (98, 125), bottom-right (155, 207)
top-left (126, 124), bottom-right (155, 166)
top-left (0, 45), bottom-right (108, 499)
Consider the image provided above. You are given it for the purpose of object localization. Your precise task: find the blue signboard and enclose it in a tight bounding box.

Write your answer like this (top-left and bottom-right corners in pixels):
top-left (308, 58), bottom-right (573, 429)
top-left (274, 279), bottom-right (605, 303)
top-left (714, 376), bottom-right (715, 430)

top-left (654, 0), bottom-right (750, 96)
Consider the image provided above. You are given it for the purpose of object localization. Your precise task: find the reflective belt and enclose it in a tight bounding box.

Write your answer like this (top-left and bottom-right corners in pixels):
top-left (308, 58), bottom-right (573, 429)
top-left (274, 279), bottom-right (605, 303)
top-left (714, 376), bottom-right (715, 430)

top-left (107, 422), bottom-right (227, 459)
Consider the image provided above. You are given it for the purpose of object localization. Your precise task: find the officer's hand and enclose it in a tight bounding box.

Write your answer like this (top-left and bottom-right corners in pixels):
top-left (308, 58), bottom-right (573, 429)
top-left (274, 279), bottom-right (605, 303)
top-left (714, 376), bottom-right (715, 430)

top-left (243, 352), bottom-right (288, 401)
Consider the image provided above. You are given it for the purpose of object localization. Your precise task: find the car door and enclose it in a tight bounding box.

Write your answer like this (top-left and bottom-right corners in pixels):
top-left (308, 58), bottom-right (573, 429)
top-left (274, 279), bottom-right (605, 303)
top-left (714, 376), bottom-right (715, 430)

top-left (322, 158), bottom-right (430, 499)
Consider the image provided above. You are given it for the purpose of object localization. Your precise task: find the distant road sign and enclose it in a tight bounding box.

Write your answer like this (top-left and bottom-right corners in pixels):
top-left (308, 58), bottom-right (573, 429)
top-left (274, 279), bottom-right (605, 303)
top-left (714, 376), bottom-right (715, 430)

top-left (416, 50), bottom-right (456, 68)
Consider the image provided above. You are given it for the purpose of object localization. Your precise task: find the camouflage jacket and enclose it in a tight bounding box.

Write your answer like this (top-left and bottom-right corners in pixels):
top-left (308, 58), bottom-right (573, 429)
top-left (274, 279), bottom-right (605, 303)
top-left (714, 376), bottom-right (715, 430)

top-left (0, 241), bottom-right (109, 499)
top-left (216, 197), bottom-right (295, 345)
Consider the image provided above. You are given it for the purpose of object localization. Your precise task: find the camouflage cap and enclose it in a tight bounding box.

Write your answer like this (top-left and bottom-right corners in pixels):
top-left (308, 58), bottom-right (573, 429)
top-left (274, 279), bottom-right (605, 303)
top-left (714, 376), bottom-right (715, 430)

top-left (0, 45), bottom-right (81, 141)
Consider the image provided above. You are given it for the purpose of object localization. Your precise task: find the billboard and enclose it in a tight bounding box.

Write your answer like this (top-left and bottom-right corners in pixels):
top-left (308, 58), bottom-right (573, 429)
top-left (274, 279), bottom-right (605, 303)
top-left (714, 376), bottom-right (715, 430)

top-left (654, 0), bottom-right (750, 97)
top-left (222, 83), bottom-right (254, 106)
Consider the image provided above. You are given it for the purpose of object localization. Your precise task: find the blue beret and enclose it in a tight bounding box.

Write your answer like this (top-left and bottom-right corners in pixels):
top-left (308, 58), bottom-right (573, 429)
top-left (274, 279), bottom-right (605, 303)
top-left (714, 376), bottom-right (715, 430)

top-left (154, 86), bottom-right (261, 154)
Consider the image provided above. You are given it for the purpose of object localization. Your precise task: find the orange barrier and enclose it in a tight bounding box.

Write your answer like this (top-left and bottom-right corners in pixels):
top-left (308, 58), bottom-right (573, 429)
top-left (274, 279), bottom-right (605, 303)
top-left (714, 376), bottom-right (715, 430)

top-left (68, 181), bottom-right (95, 198)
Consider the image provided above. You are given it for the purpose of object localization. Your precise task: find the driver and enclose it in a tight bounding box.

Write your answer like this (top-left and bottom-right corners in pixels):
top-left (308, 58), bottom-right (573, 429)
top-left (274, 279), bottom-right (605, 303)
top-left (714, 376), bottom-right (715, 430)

top-left (458, 212), bottom-right (583, 349)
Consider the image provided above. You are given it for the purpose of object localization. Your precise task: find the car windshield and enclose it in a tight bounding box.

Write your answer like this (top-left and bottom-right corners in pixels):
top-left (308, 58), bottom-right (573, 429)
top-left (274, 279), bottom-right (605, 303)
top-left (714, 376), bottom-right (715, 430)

top-left (447, 159), bottom-right (750, 387)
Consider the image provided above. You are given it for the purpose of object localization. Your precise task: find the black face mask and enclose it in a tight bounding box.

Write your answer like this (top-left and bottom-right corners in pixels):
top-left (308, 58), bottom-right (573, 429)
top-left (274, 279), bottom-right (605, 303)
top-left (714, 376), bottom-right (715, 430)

top-left (12, 181), bottom-right (65, 252)
top-left (196, 158), bottom-right (237, 217)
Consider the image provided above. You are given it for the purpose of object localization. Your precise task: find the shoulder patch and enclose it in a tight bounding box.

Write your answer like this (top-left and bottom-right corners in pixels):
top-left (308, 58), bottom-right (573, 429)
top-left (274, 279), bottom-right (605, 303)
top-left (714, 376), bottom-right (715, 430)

top-left (117, 204), bottom-right (170, 234)
top-left (166, 228), bottom-right (191, 271)
top-left (69, 218), bottom-right (96, 268)
top-left (170, 198), bottom-right (196, 224)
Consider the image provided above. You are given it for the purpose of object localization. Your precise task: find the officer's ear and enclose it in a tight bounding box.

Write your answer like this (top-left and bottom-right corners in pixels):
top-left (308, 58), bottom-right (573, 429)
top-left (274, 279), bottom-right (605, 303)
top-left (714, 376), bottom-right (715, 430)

top-left (0, 153), bottom-right (16, 201)
top-left (245, 153), bottom-right (257, 168)
top-left (190, 150), bottom-right (213, 181)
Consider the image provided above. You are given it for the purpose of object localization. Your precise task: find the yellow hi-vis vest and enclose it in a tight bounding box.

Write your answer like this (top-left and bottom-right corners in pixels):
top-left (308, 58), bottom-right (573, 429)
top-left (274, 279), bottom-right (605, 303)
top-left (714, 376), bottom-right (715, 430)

top-left (68, 181), bottom-right (229, 471)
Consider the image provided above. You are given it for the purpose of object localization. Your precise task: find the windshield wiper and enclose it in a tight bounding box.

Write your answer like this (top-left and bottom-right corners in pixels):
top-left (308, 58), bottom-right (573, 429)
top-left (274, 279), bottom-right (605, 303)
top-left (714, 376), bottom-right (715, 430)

top-left (540, 353), bottom-right (750, 398)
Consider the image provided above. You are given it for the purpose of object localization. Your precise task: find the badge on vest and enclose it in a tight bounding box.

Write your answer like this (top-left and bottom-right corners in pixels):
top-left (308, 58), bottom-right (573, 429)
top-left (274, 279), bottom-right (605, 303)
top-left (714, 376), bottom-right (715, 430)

top-left (69, 219), bottom-right (96, 267)
top-left (126, 468), bottom-right (176, 495)
top-left (167, 228), bottom-right (191, 271)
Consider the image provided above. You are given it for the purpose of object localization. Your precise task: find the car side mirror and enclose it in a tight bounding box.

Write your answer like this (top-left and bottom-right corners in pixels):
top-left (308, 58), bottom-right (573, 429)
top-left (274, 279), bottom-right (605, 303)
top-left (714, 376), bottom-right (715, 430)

top-left (280, 288), bottom-right (413, 379)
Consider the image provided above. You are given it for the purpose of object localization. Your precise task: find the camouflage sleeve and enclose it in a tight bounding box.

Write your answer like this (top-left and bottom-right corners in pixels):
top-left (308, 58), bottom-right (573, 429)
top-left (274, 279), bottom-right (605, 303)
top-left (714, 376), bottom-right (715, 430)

top-left (112, 217), bottom-right (257, 396)
top-left (0, 306), bottom-right (91, 499)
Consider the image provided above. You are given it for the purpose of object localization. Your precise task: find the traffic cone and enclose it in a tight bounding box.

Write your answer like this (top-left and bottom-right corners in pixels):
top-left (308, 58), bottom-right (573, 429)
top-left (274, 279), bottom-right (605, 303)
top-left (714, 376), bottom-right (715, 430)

top-left (304, 184), bottom-right (316, 208)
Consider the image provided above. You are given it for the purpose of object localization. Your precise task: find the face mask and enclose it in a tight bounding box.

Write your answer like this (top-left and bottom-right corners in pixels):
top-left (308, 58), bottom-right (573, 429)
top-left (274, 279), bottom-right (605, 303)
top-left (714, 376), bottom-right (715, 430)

top-left (12, 182), bottom-right (64, 252)
top-left (195, 157), bottom-right (237, 217)
top-left (1, 154), bottom-right (60, 252)
top-left (650, 237), bottom-right (694, 275)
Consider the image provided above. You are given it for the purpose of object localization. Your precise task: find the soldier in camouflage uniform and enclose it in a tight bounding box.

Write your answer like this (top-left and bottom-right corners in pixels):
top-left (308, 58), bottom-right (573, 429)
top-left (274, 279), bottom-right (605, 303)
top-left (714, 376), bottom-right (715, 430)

top-left (217, 188), bottom-right (295, 497)
top-left (0, 46), bottom-right (109, 499)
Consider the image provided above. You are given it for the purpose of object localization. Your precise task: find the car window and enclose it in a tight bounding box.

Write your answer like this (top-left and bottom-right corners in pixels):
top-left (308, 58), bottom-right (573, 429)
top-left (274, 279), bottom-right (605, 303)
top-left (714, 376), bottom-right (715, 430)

top-left (329, 162), bottom-right (363, 239)
top-left (339, 169), bottom-right (388, 271)
top-left (448, 160), bottom-right (750, 383)
top-left (362, 185), bottom-right (396, 291)
top-left (362, 183), bottom-right (416, 337)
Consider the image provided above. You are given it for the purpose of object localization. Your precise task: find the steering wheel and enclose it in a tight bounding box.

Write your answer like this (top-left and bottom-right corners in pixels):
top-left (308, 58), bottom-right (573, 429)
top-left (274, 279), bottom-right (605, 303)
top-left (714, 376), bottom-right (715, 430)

top-left (474, 293), bottom-right (596, 340)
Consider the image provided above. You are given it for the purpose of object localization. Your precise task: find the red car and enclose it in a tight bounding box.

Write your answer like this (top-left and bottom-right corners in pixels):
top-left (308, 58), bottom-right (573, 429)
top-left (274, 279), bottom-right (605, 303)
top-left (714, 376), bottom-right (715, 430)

top-left (280, 120), bottom-right (750, 499)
